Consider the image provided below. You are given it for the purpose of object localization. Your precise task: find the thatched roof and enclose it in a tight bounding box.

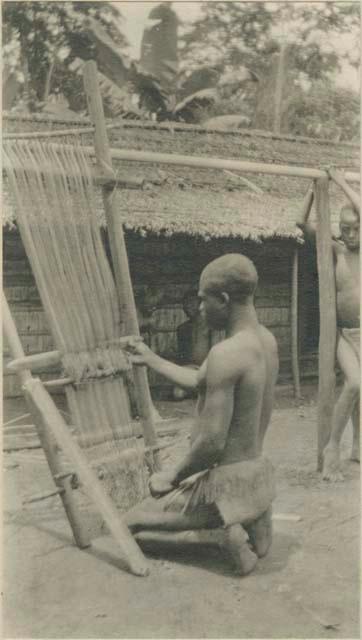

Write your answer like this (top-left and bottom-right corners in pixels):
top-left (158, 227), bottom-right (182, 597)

top-left (3, 113), bottom-right (359, 241)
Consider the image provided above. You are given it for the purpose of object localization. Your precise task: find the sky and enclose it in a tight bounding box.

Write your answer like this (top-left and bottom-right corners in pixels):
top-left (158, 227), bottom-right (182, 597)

top-left (115, 1), bottom-right (359, 91)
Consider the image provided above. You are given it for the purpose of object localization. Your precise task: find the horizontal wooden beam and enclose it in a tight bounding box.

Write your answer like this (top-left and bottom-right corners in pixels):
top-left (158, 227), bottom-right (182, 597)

top-left (44, 377), bottom-right (73, 388)
top-left (7, 350), bottom-right (62, 373)
top-left (32, 142), bottom-right (360, 183)
top-left (106, 147), bottom-right (361, 182)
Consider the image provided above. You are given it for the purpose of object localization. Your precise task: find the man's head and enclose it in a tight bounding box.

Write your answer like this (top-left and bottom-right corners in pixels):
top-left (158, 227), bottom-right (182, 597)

top-left (199, 254), bottom-right (258, 329)
top-left (339, 205), bottom-right (360, 251)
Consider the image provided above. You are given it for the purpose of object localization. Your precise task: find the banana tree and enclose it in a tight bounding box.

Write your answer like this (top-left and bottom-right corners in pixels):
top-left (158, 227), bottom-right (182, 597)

top-left (84, 4), bottom-right (258, 123)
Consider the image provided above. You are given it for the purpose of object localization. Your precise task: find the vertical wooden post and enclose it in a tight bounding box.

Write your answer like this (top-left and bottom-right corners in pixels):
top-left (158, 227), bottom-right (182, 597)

top-left (291, 247), bottom-right (301, 401)
top-left (314, 178), bottom-right (337, 471)
top-left (273, 41), bottom-right (287, 134)
top-left (82, 61), bottom-right (160, 471)
top-left (291, 184), bottom-right (315, 401)
top-left (2, 292), bottom-right (90, 549)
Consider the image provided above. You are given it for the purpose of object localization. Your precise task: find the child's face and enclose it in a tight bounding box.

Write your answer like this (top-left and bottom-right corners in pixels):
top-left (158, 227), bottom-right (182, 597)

top-left (340, 209), bottom-right (360, 251)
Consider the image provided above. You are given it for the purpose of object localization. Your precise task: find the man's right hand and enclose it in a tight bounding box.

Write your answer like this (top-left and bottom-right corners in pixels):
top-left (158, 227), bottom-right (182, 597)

top-left (121, 336), bottom-right (154, 366)
top-left (326, 167), bottom-right (345, 186)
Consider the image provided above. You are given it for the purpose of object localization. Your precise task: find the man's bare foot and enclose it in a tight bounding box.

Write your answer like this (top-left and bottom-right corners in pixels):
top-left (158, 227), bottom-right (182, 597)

top-left (245, 508), bottom-right (272, 558)
top-left (322, 446), bottom-right (344, 482)
top-left (221, 524), bottom-right (258, 576)
top-left (151, 405), bottom-right (163, 422)
top-left (350, 444), bottom-right (360, 463)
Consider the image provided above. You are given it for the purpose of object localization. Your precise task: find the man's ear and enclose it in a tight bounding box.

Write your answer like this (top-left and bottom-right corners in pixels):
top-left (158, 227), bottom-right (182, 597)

top-left (221, 292), bottom-right (230, 306)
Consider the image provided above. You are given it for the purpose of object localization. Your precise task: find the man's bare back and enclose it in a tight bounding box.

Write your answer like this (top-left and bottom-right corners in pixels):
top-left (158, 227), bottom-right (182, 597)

top-left (193, 326), bottom-right (278, 467)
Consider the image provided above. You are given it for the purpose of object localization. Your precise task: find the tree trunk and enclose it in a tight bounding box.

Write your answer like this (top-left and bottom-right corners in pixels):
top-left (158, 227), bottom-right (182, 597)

top-left (43, 59), bottom-right (55, 103)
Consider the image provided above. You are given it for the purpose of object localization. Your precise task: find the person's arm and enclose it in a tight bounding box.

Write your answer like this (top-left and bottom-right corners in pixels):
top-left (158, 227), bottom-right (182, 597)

top-left (296, 183), bottom-right (316, 241)
top-left (327, 168), bottom-right (360, 213)
top-left (168, 341), bottom-right (242, 485)
top-left (123, 336), bottom-right (199, 389)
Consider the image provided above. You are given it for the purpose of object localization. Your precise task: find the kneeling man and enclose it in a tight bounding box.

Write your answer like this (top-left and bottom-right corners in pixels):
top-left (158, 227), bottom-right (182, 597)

top-left (125, 254), bottom-right (279, 575)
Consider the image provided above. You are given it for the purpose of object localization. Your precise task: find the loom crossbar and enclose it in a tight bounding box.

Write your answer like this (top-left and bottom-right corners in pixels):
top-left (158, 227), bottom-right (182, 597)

top-left (39, 142), bottom-right (360, 183)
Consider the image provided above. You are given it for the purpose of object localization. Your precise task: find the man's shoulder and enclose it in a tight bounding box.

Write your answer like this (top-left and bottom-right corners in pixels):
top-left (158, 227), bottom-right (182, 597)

top-left (208, 330), bottom-right (261, 369)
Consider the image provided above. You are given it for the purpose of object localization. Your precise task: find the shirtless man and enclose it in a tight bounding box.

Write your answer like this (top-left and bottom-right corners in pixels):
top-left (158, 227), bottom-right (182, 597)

top-left (124, 254), bottom-right (279, 575)
top-left (297, 169), bottom-right (360, 481)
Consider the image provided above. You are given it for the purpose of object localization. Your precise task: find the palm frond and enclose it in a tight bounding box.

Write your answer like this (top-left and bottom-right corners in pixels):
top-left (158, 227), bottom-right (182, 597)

top-left (83, 16), bottom-right (132, 89)
top-left (173, 88), bottom-right (218, 123)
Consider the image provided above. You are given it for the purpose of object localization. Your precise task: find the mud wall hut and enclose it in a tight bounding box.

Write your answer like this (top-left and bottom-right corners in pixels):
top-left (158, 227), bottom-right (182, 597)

top-left (3, 114), bottom-right (360, 398)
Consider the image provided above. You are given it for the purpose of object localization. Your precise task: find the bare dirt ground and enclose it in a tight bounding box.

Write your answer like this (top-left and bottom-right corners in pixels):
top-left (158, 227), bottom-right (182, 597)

top-left (2, 386), bottom-right (360, 639)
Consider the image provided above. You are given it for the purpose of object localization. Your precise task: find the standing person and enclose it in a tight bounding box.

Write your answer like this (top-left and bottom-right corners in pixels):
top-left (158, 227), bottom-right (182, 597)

top-left (124, 254), bottom-right (279, 575)
top-left (297, 170), bottom-right (360, 481)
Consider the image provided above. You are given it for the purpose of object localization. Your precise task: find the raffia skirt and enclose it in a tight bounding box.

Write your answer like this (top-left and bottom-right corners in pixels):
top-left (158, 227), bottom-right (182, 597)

top-left (162, 457), bottom-right (276, 527)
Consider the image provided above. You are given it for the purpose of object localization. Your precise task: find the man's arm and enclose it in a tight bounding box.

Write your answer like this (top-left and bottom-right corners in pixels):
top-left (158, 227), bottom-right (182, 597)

top-left (327, 168), bottom-right (360, 213)
top-left (123, 336), bottom-right (199, 389)
top-left (170, 342), bottom-right (242, 485)
top-left (296, 183), bottom-right (315, 241)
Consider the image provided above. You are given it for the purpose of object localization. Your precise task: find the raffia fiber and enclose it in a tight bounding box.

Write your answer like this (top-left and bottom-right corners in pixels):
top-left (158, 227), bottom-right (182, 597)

top-left (3, 138), bottom-right (149, 508)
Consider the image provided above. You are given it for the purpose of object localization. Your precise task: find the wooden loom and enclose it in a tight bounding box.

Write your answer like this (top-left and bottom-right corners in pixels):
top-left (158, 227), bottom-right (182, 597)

top-left (4, 61), bottom-right (360, 571)
top-left (3, 62), bottom-right (161, 577)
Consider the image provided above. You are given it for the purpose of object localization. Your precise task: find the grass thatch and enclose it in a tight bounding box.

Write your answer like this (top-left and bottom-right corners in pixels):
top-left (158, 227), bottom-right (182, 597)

top-left (3, 114), bottom-right (359, 240)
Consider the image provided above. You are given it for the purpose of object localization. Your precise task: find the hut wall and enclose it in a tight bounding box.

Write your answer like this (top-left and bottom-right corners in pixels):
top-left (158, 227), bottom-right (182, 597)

top-left (3, 228), bottom-right (297, 398)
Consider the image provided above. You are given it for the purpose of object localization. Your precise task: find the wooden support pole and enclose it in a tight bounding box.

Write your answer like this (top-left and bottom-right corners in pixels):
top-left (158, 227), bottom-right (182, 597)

top-left (314, 178), bottom-right (337, 472)
top-left (83, 61), bottom-right (161, 472)
top-left (291, 247), bottom-right (301, 401)
top-left (273, 41), bottom-right (287, 134)
top-left (291, 184), bottom-right (315, 401)
top-left (2, 292), bottom-right (90, 549)
top-left (23, 377), bottom-right (149, 577)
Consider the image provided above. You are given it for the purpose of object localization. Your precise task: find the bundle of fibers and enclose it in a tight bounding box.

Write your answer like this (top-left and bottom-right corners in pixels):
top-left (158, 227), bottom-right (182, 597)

top-left (3, 139), bottom-right (149, 509)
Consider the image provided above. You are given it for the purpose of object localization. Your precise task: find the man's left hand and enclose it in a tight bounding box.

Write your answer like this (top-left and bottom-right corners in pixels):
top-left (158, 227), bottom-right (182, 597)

top-left (149, 471), bottom-right (176, 497)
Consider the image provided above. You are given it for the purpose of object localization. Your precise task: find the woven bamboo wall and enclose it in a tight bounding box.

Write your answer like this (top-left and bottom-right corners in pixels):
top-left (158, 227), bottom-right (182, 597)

top-left (3, 228), bottom-right (298, 398)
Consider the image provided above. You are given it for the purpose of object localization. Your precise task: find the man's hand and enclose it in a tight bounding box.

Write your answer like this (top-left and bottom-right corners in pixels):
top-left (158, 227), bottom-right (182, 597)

top-left (326, 167), bottom-right (346, 186)
top-left (326, 166), bottom-right (360, 212)
top-left (121, 335), bottom-right (154, 366)
top-left (149, 471), bottom-right (176, 497)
